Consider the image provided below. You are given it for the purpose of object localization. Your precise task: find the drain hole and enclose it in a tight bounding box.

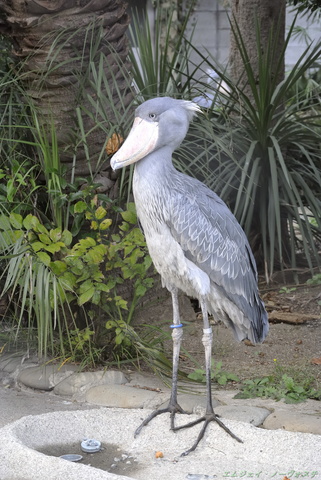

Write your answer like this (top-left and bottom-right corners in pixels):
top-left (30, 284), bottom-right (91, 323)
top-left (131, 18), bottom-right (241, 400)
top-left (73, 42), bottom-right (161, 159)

top-left (37, 442), bottom-right (140, 475)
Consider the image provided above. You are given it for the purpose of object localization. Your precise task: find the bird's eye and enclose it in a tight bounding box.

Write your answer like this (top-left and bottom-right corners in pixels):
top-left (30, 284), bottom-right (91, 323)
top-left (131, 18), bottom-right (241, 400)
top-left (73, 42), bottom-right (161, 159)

top-left (148, 113), bottom-right (156, 120)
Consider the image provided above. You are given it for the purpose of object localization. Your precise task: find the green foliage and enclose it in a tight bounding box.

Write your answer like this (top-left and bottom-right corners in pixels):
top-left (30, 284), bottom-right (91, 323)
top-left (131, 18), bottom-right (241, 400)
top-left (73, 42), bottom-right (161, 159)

top-left (188, 360), bottom-right (239, 386)
top-left (235, 362), bottom-right (321, 403)
top-left (103, 320), bottom-right (177, 374)
top-left (288, 0), bottom-right (321, 16)
top-left (0, 161), bottom-right (39, 214)
top-left (106, 319), bottom-right (132, 347)
top-left (0, 20), bottom-right (161, 370)
top-left (54, 327), bottom-right (108, 369)
top-left (306, 273), bottom-right (321, 285)
top-left (279, 286), bottom-right (297, 293)
top-left (0, 49), bottom-right (154, 365)
top-left (0, 200), bottom-right (154, 360)
top-left (128, 0), bottom-right (196, 99)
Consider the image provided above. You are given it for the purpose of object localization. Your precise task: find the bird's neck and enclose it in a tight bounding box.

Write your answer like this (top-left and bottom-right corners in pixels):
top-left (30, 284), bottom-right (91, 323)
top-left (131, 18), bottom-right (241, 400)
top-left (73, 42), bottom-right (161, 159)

top-left (133, 146), bottom-right (176, 228)
top-left (134, 146), bottom-right (176, 182)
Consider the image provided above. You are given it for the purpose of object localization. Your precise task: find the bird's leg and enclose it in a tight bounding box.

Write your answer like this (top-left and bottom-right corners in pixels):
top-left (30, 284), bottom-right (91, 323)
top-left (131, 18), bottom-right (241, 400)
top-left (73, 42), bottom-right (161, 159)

top-left (173, 298), bottom-right (243, 456)
top-left (167, 290), bottom-right (187, 427)
top-left (134, 289), bottom-right (186, 438)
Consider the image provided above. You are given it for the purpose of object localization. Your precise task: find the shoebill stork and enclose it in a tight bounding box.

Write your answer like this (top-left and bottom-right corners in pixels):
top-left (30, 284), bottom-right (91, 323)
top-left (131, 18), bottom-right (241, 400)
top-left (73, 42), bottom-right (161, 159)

top-left (111, 97), bottom-right (269, 456)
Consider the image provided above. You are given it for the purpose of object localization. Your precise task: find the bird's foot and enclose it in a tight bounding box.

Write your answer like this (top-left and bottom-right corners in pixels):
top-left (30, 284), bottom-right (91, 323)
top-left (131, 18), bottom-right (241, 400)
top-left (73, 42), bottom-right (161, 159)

top-left (173, 411), bottom-right (243, 456)
top-left (134, 402), bottom-right (186, 438)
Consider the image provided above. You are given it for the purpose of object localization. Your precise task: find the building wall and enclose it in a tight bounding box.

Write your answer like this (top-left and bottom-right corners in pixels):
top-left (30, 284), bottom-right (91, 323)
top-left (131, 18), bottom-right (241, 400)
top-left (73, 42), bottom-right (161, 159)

top-left (186, 0), bottom-right (321, 72)
top-left (186, 0), bottom-right (230, 67)
top-left (286, 8), bottom-right (321, 68)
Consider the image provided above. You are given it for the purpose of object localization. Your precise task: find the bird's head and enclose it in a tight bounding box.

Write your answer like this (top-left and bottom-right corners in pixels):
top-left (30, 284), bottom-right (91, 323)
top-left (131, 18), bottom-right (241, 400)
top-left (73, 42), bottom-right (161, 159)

top-left (111, 97), bottom-right (201, 171)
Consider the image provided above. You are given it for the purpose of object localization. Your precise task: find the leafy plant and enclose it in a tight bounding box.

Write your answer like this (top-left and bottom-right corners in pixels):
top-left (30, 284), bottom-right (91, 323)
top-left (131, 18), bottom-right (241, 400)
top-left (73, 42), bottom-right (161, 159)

top-left (0, 200), bottom-right (154, 360)
top-left (188, 360), bottom-right (239, 386)
top-left (288, 0), bottom-right (321, 17)
top-left (0, 19), bottom-right (170, 370)
top-left (0, 160), bottom-right (39, 215)
top-left (75, 49), bottom-right (135, 200)
top-left (279, 286), bottom-right (297, 293)
top-left (104, 320), bottom-right (178, 375)
top-left (56, 327), bottom-right (106, 369)
top-left (306, 273), bottom-right (321, 285)
top-left (235, 362), bottom-right (321, 403)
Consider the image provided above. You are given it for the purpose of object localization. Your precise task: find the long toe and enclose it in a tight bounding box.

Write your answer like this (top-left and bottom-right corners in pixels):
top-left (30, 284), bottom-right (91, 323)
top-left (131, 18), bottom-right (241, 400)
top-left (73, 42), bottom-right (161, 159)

top-left (135, 402), bottom-right (187, 437)
top-left (175, 413), bottom-right (243, 456)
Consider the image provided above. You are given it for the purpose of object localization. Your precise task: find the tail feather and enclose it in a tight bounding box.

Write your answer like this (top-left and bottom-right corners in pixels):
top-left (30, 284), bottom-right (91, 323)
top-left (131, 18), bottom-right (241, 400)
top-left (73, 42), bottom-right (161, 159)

top-left (208, 286), bottom-right (269, 345)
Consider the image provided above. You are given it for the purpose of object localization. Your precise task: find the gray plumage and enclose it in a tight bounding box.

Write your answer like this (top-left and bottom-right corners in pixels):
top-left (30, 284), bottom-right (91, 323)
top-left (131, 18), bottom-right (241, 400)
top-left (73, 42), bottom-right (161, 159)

top-left (111, 96), bottom-right (268, 455)
top-left (135, 158), bottom-right (268, 343)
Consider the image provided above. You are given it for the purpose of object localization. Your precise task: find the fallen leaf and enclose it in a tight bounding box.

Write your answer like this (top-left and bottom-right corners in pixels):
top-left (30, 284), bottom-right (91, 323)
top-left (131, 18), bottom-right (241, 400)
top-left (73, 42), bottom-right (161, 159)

top-left (311, 357), bottom-right (321, 365)
top-left (106, 133), bottom-right (123, 155)
top-left (155, 451), bottom-right (164, 458)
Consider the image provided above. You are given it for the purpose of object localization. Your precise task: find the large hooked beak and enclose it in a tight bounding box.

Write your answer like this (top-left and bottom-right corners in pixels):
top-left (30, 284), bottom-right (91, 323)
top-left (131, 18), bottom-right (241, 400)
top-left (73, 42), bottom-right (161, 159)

top-left (111, 117), bottom-right (159, 170)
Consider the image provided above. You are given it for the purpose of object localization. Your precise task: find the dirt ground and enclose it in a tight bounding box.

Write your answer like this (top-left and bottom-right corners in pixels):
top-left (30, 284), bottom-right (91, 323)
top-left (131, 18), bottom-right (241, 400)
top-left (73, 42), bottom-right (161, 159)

top-left (1, 270), bottom-right (320, 393)
top-left (133, 275), bottom-right (321, 389)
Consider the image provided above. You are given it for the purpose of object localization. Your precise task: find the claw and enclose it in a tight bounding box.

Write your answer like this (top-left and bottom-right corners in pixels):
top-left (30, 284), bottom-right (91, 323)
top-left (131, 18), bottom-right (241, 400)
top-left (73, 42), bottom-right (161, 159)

top-left (174, 412), bottom-right (243, 456)
top-left (134, 403), bottom-right (186, 437)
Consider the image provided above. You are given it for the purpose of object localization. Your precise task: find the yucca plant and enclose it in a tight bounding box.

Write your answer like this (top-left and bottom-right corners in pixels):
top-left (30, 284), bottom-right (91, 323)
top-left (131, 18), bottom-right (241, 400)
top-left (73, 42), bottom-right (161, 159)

top-left (128, 0), bottom-right (198, 100)
top-left (174, 19), bottom-right (321, 282)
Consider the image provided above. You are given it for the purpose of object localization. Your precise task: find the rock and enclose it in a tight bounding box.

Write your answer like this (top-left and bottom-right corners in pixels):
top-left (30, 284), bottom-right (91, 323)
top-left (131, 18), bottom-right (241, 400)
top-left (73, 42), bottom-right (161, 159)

top-left (93, 174), bottom-right (114, 193)
top-left (18, 364), bottom-right (78, 391)
top-left (263, 410), bottom-right (321, 434)
top-left (85, 384), bottom-right (168, 409)
top-left (0, 355), bottom-right (24, 374)
top-left (54, 370), bottom-right (128, 396)
top-left (0, 354), bottom-right (37, 374)
top-left (215, 405), bottom-right (270, 426)
top-left (127, 371), bottom-right (166, 391)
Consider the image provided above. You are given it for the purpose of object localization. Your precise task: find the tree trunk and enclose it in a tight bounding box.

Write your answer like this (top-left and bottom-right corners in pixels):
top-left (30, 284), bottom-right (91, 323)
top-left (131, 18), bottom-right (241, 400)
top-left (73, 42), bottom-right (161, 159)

top-left (229, 0), bottom-right (286, 91)
top-left (228, 1), bottom-right (288, 277)
top-left (0, 0), bottom-right (132, 189)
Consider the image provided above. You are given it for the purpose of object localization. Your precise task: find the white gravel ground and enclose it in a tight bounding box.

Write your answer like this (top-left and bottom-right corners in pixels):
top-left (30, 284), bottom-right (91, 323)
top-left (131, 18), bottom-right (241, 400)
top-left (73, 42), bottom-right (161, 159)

top-left (0, 407), bottom-right (320, 480)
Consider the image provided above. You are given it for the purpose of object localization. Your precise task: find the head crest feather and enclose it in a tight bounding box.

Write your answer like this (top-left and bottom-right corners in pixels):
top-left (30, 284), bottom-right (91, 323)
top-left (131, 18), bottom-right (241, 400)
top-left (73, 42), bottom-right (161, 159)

top-left (178, 100), bottom-right (202, 121)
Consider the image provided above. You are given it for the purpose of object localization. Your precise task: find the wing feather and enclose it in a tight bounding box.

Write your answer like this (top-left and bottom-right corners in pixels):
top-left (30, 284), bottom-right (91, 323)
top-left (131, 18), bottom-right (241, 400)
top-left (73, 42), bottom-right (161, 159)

top-left (169, 178), bottom-right (255, 288)
top-left (166, 173), bottom-right (264, 326)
